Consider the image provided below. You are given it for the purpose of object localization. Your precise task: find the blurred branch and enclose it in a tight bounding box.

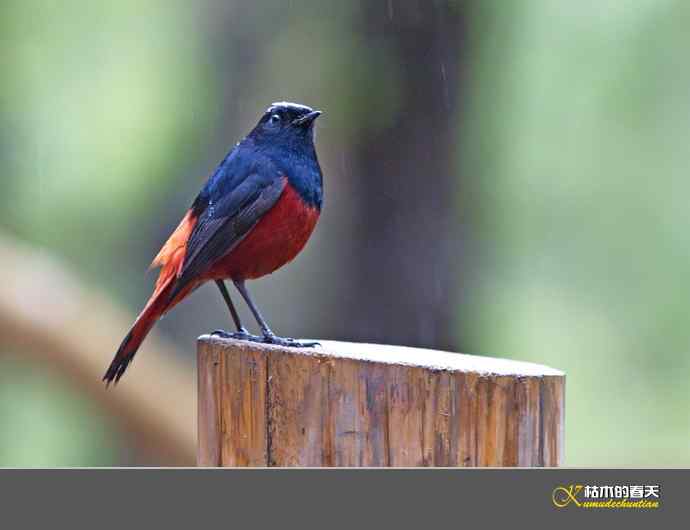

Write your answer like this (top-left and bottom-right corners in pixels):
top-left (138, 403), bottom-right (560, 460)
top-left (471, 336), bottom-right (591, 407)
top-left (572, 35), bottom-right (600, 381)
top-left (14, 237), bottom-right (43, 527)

top-left (0, 232), bottom-right (195, 466)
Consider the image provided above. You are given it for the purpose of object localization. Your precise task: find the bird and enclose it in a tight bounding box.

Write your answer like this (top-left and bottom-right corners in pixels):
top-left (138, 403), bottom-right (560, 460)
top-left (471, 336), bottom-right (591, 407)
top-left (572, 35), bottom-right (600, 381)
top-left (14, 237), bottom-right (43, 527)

top-left (103, 102), bottom-right (323, 385)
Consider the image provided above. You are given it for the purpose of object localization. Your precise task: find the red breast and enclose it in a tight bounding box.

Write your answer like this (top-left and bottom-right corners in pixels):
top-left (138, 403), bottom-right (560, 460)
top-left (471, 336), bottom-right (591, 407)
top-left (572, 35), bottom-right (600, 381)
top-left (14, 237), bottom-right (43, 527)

top-left (207, 182), bottom-right (320, 281)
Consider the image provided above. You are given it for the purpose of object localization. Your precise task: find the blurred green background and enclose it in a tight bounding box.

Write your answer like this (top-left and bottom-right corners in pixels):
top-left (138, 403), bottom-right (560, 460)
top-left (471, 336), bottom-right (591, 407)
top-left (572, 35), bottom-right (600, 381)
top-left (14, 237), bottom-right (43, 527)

top-left (1, 0), bottom-right (688, 466)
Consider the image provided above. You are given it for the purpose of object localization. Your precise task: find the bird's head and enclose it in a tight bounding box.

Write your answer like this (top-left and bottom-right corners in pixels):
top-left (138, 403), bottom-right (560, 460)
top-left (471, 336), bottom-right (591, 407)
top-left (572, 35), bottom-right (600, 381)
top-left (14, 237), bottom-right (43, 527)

top-left (249, 102), bottom-right (322, 147)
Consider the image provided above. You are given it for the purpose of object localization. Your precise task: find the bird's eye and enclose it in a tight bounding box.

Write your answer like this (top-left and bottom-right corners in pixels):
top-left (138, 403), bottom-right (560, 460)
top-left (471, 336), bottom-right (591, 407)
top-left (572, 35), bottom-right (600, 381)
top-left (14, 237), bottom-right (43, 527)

top-left (269, 114), bottom-right (281, 125)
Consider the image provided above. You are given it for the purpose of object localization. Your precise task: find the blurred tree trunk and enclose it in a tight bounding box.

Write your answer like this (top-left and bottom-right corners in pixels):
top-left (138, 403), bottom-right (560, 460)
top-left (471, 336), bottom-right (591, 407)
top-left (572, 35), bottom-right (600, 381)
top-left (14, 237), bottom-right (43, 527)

top-left (344, 1), bottom-right (466, 350)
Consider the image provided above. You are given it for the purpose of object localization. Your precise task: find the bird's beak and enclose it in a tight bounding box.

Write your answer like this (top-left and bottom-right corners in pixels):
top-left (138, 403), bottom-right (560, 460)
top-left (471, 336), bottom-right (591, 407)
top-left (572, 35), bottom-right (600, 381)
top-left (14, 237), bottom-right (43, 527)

top-left (293, 110), bottom-right (322, 126)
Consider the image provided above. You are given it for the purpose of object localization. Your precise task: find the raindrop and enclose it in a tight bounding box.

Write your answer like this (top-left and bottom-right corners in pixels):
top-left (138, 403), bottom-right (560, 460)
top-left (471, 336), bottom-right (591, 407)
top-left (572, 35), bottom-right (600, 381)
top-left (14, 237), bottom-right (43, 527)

top-left (440, 62), bottom-right (450, 110)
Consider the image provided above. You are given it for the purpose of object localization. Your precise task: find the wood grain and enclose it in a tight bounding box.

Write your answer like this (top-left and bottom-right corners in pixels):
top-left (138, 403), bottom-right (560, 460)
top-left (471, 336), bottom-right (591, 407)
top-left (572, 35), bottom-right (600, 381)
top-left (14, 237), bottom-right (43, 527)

top-left (198, 337), bottom-right (565, 467)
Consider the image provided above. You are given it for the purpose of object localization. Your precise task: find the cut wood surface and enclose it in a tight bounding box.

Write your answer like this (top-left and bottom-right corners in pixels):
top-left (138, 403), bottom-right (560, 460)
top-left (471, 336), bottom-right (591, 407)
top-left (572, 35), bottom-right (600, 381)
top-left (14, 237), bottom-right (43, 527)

top-left (198, 336), bottom-right (564, 467)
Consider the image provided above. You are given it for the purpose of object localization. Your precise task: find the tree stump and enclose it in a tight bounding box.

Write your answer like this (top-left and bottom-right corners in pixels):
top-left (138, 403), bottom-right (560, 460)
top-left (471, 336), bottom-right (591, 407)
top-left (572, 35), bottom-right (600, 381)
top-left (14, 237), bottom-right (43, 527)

top-left (197, 336), bottom-right (564, 467)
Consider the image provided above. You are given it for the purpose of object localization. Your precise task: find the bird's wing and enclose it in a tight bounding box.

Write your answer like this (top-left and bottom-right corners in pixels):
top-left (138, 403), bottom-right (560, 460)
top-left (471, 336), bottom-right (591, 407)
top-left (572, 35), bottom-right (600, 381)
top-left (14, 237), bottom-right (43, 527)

top-left (168, 172), bottom-right (286, 300)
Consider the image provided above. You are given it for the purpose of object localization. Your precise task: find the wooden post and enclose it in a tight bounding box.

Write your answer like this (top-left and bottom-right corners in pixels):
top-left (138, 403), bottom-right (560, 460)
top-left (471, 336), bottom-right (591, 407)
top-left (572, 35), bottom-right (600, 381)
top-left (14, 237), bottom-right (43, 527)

top-left (197, 336), bottom-right (564, 467)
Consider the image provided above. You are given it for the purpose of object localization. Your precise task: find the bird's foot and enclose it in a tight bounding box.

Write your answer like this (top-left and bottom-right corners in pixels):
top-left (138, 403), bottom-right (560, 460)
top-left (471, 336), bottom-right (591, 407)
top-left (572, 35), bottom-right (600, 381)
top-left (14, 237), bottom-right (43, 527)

top-left (262, 333), bottom-right (320, 348)
top-left (211, 328), bottom-right (263, 342)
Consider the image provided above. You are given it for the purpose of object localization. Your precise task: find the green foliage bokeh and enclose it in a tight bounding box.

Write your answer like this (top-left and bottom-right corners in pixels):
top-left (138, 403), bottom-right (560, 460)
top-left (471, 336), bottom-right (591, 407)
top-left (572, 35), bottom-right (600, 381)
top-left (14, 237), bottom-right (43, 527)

top-left (1, 0), bottom-right (688, 466)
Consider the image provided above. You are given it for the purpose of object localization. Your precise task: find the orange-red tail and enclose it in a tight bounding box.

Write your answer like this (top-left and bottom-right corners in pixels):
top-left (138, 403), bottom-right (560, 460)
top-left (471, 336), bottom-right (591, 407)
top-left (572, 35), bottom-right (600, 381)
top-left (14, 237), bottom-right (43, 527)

top-left (104, 209), bottom-right (198, 385)
top-left (103, 279), bottom-right (175, 385)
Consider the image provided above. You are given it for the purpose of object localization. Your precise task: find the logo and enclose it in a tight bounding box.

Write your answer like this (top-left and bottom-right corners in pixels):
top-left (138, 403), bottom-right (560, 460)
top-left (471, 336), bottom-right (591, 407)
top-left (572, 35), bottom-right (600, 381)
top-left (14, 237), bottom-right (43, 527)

top-left (552, 484), bottom-right (660, 509)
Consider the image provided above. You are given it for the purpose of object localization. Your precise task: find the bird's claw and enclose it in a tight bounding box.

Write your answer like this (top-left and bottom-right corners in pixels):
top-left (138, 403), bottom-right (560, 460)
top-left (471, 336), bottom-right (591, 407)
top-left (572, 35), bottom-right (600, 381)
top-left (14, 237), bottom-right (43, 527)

top-left (211, 329), bottom-right (263, 342)
top-left (211, 329), bottom-right (319, 348)
top-left (262, 334), bottom-right (320, 348)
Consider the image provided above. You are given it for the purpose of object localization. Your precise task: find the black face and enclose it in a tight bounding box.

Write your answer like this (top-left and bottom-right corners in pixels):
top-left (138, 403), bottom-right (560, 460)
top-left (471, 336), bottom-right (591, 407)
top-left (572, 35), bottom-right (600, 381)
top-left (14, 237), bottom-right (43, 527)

top-left (252, 102), bottom-right (322, 140)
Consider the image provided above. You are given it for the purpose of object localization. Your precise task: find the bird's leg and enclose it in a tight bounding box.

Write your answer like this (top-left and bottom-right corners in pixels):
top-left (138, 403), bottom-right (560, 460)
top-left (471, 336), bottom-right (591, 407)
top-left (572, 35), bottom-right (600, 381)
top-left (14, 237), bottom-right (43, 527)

top-left (211, 280), bottom-right (261, 341)
top-left (215, 280), bottom-right (244, 331)
top-left (232, 279), bottom-right (319, 348)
